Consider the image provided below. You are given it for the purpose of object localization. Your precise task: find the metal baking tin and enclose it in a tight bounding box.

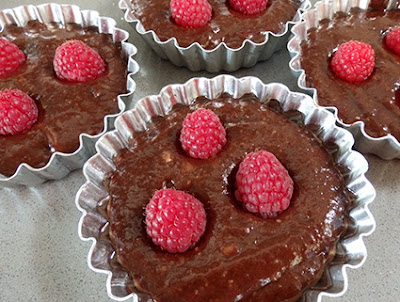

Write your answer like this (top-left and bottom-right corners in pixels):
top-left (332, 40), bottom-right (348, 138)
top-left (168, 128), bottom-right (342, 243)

top-left (76, 75), bottom-right (376, 302)
top-left (288, 0), bottom-right (400, 160)
top-left (119, 0), bottom-right (311, 72)
top-left (0, 3), bottom-right (139, 187)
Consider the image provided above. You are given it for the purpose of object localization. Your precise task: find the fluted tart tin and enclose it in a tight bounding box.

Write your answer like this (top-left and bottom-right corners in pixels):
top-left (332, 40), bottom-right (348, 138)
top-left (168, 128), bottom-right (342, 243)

top-left (76, 75), bottom-right (375, 302)
top-left (0, 3), bottom-right (139, 187)
top-left (119, 0), bottom-right (310, 72)
top-left (288, 0), bottom-right (400, 160)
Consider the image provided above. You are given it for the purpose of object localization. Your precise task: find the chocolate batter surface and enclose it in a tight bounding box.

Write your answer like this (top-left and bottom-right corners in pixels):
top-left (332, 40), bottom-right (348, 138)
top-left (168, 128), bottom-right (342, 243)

top-left (129, 0), bottom-right (302, 49)
top-left (0, 21), bottom-right (127, 177)
top-left (107, 95), bottom-right (350, 302)
top-left (300, 9), bottom-right (400, 140)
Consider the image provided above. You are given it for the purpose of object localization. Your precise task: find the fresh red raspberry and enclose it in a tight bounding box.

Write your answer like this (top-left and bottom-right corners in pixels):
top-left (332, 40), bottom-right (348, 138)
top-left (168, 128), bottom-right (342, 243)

top-left (0, 89), bottom-right (38, 135)
top-left (170, 0), bottom-right (212, 28)
top-left (180, 108), bottom-right (227, 159)
top-left (385, 27), bottom-right (400, 55)
top-left (0, 38), bottom-right (26, 78)
top-left (235, 151), bottom-right (294, 218)
top-left (145, 189), bottom-right (207, 253)
top-left (330, 40), bottom-right (375, 83)
top-left (53, 40), bottom-right (105, 82)
top-left (229, 0), bottom-right (268, 15)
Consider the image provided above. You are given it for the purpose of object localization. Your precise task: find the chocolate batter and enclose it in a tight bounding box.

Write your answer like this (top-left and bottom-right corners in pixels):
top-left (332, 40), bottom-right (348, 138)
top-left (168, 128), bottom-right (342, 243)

top-left (0, 21), bottom-right (127, 177)
top-left (107, 94), bottom-right (350, 302)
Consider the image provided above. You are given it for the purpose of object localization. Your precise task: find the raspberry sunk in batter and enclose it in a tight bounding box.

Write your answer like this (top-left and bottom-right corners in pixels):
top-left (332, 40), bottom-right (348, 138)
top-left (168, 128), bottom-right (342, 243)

top-left (170, 0), bottom-right (212, 28)
top-left (229, 0), bottom-right (269, 15)
top-left (0, 38), bottom-right (26, 78)
top-left (385, 26), bottom-right (400, 55)
top-left (53, 40), bottom-right (105, 82)
top-left (0, 89), bottom-right (38, 136)
top-left (330, 40), bottom-right (375, 83)
top-left (235, 150), bottom-right (294, 218)
top-left (145, 188), bottom-right (207, 253)
top-left (180, 108), bottom-right (227, 159)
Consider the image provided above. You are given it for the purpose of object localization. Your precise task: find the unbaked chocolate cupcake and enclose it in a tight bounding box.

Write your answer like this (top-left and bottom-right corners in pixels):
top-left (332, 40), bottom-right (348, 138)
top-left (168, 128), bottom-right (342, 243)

top-left (0, 3), bottom-right (139, 186)
top-left (76, 75), bottom-right (375, 302)
top-left (288, 0), bottom-right (400, 159)
top-left (119, 0), bottom-right (310, 72)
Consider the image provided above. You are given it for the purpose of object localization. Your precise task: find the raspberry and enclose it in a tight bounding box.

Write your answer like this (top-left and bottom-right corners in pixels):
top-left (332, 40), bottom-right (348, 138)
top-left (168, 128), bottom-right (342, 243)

top-left (229, 0), bottom-right (268, 15)
top-left (385, 27), bottom-right (400, 55)
top-left (145, 189), bottom-right (207, 253)
top-left (0, 89), bottom-right (38, 135)
top-left (0, 38), bottom-right (26, 78)
top-left (53, 40), bottom-right (105, 82)
top-left (330, 40), bottom-right (375, 83)
top-left (235, 151), bottom-right (294, 218)
top-left (180, 108), bottom-right (227, 159)
top-left (170, 0), bottom-right (212, 28)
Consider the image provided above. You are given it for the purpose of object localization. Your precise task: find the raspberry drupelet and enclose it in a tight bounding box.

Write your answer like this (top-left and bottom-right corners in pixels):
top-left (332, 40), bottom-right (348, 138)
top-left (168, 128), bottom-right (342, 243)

top-left (235, 150), bottom-right (294, 218)
top-left (145, 189), bottom-right (207, 253)
top-left (180, 108), bottom-right (227, 159)
top-left (330, 40), bottom-right (375, 83)
top-left (53, 40), bottom-right (105, 82)
top-left (0, 89), bottom-right (38, 136)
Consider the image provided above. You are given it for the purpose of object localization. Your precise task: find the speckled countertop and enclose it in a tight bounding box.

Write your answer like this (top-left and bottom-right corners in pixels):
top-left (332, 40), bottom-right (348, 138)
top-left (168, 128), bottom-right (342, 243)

top-left (0, 0), bottom-right (399, 302)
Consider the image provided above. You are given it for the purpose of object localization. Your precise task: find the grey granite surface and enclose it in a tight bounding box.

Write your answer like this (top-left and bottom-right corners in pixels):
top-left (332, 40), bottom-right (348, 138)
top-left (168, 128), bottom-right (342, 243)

top-left (0, 0), bottom-right (399, 302)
